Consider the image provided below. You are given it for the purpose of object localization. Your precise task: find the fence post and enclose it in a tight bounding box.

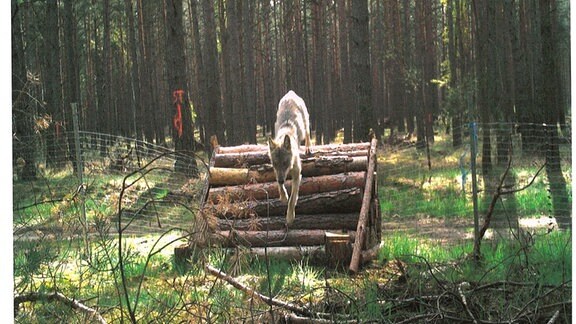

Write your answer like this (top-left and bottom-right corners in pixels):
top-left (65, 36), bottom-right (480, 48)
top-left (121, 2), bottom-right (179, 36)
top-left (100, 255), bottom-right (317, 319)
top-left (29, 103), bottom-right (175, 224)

top-left (470, 122), bottom-right (479, 245)
top-left (72, 103), bottom-right (88, 255)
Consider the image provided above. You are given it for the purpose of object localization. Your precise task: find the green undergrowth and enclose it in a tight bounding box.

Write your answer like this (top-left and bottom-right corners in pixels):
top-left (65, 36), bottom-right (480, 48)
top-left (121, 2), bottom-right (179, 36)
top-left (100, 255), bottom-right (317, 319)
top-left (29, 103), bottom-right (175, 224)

top-left (378, 229), bottom-right (571, 285)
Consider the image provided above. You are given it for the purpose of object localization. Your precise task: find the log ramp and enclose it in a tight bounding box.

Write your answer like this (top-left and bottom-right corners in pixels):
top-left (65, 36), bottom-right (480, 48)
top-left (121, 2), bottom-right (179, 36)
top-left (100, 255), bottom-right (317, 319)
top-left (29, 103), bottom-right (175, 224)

top-left (175, 138), bottom-right (381, 273)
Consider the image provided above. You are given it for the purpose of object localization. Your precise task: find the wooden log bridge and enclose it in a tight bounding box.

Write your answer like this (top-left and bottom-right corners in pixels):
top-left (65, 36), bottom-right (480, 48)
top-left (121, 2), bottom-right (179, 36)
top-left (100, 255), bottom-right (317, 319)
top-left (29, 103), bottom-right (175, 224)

top-left (175, 138), bottom-right (381, 273)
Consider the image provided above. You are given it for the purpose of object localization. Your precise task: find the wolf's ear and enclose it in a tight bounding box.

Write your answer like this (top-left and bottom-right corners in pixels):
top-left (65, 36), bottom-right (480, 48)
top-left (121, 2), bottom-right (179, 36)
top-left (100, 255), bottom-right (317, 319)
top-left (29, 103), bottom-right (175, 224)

top-left (282, 135), bottom-right (291, 150)
top-left (267, 136), bottom-right (276, 149)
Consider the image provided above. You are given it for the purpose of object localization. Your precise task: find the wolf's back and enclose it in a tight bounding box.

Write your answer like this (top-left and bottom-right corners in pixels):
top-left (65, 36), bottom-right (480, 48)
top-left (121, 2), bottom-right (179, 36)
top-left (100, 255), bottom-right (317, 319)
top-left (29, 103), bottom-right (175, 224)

top-left (275, 90), bottom-right (310, 143)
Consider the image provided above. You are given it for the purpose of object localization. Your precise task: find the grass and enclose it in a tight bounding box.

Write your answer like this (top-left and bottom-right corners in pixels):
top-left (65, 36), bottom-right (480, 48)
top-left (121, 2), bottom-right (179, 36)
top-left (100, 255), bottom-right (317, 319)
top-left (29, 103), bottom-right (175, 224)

top-left (377, 230), bottom-right (571, 284)
top-left (13, 129), bottom-right (572, 322)
top-left (378, 132), bottom-right (571, 220)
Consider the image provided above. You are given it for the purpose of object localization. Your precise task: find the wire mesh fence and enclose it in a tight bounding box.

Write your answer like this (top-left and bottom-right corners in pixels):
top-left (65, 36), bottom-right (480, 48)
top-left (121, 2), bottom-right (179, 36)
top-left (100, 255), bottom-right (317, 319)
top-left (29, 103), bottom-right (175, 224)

top-left (12, 122), bottom-right (572, 322)
top-left (378, 122), bottom-right (571, 243)
top-left (13, 131), bottom-right (209, 241)
top-left (13, 122), bottom-right (571, 242)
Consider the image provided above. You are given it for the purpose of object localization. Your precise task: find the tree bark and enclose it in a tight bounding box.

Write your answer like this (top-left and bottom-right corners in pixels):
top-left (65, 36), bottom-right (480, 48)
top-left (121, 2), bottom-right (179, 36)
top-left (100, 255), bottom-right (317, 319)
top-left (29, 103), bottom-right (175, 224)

top-left (62, 0), bottom-right (80, 174)
top-left (215, 142), bottom-right (370, 155)
top-left (201, 0), bottom-right (225, 148)
top-left (208, 171), bottom-right (365, 203)
top-left (242, 0), bottom-right (257, 144)
top-left (216, 213), bottom-right (360, 231)
top-left (540, 0), bottom-right (570, 228)
top-left (209, 156), bottom-right (368, 186)
top-left (204, 188), bottom-right (363, 218)
top-left (325, 231), bottom-right (353, 270)
top-left (215, 229), bottom-right (355, 248)
top-left (124, 0), bottom-right (141, 138)
top-left (336, 0), bottom-right (352, 144)
top-left (12, 0), bottom-right (36, 180)
top-left (165, 0), bottom-right (198, 177)
top-left (349, 137), bottom-right (377, 273)
top-left (213, 147), bottom-right (369, 168)
top-left (44, 0), bottom-right (64, 167)
top-left (350, 0), bottom-right (373, 142)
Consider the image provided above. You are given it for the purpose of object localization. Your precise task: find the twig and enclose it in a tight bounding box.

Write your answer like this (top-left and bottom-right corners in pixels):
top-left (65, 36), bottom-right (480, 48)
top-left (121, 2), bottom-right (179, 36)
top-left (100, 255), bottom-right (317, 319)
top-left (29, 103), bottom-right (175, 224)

top-left (284, 313), bottom-right (358, 323)
top-left (205, 264), bottom-right (312, 317)
top-left (546, 309), bottom-right (560, 324)
top-left (472, 157), bottom-right (546, 260)
top-left (458, 282), bottom-right (478, 324)
top-left (14, 292), bottom-right (107, 324)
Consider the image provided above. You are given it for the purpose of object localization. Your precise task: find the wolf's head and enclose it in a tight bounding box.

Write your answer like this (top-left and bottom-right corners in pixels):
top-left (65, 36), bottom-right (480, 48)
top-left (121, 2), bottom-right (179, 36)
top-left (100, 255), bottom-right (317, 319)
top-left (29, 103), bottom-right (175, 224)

top-left (268, 135), bottom-right (294, 185)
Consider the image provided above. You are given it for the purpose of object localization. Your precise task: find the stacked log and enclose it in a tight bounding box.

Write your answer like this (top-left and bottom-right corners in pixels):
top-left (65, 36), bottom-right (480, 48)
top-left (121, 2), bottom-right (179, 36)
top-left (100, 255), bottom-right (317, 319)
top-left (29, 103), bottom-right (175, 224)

top-left (183, 139), bottom-right (380, 270)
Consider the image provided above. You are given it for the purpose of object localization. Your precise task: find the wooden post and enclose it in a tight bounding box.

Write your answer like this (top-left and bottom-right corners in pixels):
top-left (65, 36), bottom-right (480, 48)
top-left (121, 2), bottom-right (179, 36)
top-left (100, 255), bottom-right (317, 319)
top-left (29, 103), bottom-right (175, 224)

top-left (325, 232), bottom-right (352, 270)
top-left (349, 137), bottom-right (378, 273)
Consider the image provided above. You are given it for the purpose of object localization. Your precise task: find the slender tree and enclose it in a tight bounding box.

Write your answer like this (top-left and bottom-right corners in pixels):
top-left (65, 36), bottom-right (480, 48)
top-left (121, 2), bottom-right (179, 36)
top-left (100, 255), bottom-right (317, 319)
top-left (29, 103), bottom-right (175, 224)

top-left (351, 0), bottom-right (373, 142)
top-left (12, 0), bottom-right (37, 180)
top-left (165, 0), bottom-right (197, 175)
top-left (242, 1), bottom-right (257, 144)
top-left (44, 0), bottom-right (64, 166)
top-left (124, 0), bottom-right (142, 139)
top-left (63, 0), bottom-right (81, 173)
top-left (337, 0), bottom-right (353, 144)
top-left (201, 0), bottom-right (225, 148)
top-left (540, 0), bottom-right (570, 228)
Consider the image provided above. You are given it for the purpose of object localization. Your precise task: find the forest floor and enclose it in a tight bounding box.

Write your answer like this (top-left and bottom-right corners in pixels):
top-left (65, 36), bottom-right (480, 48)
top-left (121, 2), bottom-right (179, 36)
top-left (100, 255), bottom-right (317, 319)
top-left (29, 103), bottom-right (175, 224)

top-left (381, 215), bottom-right (558, 246)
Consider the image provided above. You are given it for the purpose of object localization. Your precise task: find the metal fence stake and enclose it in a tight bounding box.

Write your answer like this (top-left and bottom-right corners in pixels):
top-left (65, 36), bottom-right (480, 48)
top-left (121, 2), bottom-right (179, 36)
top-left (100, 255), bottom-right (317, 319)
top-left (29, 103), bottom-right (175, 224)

top-left (470, 122), bottom-right (479, 246)
top-left (72, 103), bottom-right (88, 256)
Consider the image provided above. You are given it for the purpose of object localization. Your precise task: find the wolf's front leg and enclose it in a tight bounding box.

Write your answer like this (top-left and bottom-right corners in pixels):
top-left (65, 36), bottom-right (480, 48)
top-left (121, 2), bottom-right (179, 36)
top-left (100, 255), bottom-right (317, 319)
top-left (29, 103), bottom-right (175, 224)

top-left (286, 172), bottom-right (301, 225)
top-left (278, 182), bottom-right (289, 203)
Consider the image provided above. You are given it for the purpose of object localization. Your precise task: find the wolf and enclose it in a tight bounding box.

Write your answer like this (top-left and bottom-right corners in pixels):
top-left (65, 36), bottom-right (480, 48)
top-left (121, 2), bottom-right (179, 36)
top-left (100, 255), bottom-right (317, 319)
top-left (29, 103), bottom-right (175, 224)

top-left (267, 90), bottom-right (311, 226)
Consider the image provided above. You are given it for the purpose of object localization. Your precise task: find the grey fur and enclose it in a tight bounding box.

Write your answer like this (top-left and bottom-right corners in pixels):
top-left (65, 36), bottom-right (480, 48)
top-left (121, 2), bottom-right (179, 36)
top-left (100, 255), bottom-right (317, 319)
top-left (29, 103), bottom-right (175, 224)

top-left (267, 90), bottom-right (311, 225)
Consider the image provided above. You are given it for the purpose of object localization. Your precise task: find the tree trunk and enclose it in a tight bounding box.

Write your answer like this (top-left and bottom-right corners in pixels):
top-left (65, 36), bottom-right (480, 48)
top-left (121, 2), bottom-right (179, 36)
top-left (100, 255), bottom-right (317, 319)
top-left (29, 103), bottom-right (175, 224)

top-left (165, 0), bottom-right (198, 177)
top-left (337, 0), bottom-right (352, 144)
top-left (213, 142), bottom-right (369, 167)
top-left (188, 0), bottom-right (206, 147)
top-left (102, 0), bottom-right (112, 145)
top-left (242, 1), bottom-right (257, 144)
top-left (63, 0), bottom-right (80, 174)
top-left (208, 171), bottom-right (365, 203)
top-left (351, 0), bottom-right (373, 142)
top-left (216, 213), bottom-right (360, 231)
top-left (44, 0), bottom-right (64, 168)
top-left (260, 0), bottom-right (275, 137)
top-left (12, 0), bottom-right (37, 180)
top-left (137, 0), bottom-right (157, 143)
top-left (447, 0), bottom-right (462, 147)
top-left (201, 0), bottom-right (225, 148)
top-left (540, 0), bottom-right (570, 228)
top-left (311, 0), bottom-right (326, 144)
top-left (215, 229), bottom-right (354, 249)
top-left (205, 188), bottom-right (363, 218)
top-left (209, 156), bottom-right (368, 186)
top-left (215, 142), bottom-right (370, 154)
top-left (124, 0), bottom-right (141, 139)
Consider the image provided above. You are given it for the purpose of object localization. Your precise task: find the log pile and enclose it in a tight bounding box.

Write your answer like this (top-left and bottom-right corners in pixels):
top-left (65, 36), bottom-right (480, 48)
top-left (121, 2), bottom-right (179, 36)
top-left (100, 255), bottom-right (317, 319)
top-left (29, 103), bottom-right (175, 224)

top-left (178, 138), bottom-right (381, 271)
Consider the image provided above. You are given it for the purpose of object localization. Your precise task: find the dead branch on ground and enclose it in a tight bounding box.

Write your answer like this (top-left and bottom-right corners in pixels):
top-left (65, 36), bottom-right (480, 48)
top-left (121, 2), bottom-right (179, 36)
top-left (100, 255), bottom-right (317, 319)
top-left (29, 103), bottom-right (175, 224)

top-left (205, 264), bottom-right (312, 317)
top-left (472, 155), bottom-right (546, 260)
top-left (14, 292), bottom-right (107, 324)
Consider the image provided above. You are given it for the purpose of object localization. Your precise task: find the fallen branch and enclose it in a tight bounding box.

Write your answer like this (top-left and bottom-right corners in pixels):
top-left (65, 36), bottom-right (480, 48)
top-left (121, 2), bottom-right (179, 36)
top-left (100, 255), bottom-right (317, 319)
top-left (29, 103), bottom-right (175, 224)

top-left (205, 264), bottom-right (312, 317)
top-left (472, 157), bottom-right (546, 260)
top-left (284, 313), bottom-right (358, 323)
top-left (14, 292), bottom-right (107, 324)
top-left (547, 309), bottom-right (561, 324)
top-left (457, 282), bottom-right (478, 324)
